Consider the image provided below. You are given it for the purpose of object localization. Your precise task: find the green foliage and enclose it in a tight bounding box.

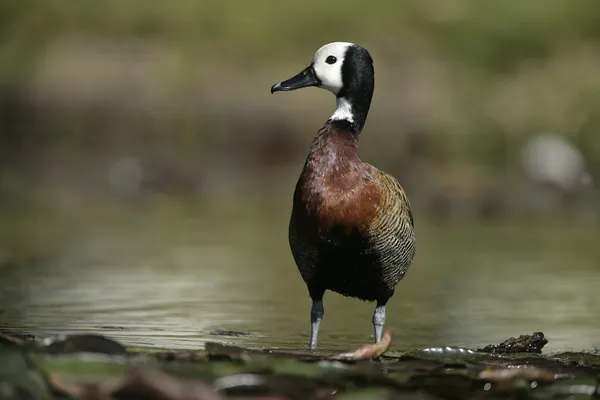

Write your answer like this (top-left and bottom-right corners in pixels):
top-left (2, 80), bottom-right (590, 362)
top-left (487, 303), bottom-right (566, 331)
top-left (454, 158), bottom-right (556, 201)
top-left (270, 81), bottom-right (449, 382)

top-left (2, 0), bottom-right (600, 65)
top-left (2, 0), bottom-right (600, 177)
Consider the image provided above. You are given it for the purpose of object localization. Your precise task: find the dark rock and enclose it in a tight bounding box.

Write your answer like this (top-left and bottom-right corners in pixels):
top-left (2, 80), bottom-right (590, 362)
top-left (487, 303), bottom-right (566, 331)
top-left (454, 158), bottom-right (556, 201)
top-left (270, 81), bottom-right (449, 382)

top-left (38, 334), bottom-right (128, 355)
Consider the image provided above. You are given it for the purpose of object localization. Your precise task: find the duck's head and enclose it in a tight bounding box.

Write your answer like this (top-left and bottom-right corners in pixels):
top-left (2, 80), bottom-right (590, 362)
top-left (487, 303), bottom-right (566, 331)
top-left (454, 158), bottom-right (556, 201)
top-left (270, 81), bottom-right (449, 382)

top-left (271, 42), bottom-right (374, 133)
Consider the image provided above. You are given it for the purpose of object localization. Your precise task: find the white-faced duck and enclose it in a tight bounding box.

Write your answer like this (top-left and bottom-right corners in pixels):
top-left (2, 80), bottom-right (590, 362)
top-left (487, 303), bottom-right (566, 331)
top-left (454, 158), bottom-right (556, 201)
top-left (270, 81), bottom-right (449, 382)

top-left (271, 42), bottom-right (416, 349)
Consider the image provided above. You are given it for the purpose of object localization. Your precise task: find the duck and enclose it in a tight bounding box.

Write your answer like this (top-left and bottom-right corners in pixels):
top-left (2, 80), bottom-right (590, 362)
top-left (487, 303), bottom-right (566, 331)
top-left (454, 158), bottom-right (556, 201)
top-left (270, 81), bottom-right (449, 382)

top-left (271, 42), bottom-right (416, 349)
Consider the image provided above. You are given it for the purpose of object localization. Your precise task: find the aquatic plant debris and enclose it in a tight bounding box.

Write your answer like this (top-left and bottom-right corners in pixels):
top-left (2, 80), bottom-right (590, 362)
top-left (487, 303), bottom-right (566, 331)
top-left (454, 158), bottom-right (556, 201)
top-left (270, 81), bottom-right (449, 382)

top-left (477, 331), bottom-right (548, 354)
top-left (2, 331), bottom-right (600, 399)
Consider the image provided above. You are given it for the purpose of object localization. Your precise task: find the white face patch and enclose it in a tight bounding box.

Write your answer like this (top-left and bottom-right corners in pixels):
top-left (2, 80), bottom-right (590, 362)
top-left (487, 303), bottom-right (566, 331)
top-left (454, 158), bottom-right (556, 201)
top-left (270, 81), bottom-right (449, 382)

top-left (312, 42), bottom-right (353, 95)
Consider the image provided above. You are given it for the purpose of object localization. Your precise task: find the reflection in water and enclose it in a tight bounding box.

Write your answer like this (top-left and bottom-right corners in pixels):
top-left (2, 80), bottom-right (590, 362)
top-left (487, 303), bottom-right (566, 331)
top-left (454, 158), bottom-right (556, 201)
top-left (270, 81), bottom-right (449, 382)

top-left (1, 213), bottom-right (599, 353)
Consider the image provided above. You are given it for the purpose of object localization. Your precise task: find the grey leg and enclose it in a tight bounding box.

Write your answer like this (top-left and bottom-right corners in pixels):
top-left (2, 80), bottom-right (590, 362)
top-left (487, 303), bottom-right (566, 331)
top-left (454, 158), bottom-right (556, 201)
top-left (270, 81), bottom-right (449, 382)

top-left (309, 299), bottom-right (324, 349)
top-left (373, 304), bottom-right (386, 343)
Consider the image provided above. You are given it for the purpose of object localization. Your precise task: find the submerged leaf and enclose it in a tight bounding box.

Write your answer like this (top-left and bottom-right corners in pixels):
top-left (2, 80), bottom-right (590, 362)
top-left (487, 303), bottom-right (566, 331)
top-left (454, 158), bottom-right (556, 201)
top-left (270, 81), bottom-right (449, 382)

top-left (479, 367), bottom-right (555, 383)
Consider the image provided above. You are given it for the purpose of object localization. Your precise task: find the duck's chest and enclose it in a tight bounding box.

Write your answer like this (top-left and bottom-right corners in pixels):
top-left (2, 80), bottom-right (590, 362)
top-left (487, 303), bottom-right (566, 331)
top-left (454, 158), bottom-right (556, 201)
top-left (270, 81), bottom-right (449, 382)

top-left (291, 157), bottom-right (382, 241)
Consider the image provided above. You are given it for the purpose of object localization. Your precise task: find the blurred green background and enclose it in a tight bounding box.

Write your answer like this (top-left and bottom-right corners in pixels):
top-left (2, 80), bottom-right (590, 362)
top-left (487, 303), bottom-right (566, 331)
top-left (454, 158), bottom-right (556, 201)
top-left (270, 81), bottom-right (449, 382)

top-left (1, 0), bottom-right (599, 352)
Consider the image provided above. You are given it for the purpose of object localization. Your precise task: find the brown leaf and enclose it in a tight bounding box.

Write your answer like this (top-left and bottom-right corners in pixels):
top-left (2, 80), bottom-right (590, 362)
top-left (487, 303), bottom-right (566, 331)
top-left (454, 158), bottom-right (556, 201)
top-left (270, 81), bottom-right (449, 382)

top-left (333, 328), bottom-right (394, 360)
top-left (114, 367), bottom-right (226, 400)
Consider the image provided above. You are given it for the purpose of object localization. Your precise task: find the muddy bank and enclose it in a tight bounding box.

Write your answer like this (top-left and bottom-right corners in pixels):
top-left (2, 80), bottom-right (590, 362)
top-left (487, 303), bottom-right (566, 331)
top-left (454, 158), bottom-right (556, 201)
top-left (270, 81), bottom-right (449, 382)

top-left (1, 331), bottom-right (599, 399)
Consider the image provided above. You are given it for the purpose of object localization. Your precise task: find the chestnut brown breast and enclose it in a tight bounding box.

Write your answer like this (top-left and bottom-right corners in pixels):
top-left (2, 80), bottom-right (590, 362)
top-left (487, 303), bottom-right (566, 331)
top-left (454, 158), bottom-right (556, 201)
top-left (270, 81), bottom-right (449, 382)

top-left (289, 121), bottom-right (415, 303)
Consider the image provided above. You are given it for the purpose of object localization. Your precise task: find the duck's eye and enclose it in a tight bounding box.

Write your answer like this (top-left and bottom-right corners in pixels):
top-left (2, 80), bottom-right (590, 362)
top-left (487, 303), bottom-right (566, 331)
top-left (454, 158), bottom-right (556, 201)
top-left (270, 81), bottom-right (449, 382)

top-left (325, 56), bottom-right (337, 65)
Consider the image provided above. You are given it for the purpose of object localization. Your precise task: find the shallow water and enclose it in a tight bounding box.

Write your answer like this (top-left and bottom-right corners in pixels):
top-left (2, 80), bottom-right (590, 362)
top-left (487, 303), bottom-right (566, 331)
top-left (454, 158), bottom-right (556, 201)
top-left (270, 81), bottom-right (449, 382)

top-left (1, 204), bottom-right (600, 354)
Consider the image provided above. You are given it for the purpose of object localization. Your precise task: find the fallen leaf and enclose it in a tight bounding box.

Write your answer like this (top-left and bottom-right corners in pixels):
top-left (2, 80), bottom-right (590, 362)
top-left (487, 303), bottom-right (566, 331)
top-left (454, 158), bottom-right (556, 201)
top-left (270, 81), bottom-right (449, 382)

top-left (333, 329), bottom-right (394, 360)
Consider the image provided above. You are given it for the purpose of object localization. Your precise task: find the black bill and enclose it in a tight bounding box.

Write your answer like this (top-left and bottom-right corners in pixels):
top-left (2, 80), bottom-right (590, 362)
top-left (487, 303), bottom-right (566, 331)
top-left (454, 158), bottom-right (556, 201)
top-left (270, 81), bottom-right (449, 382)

top-left (271, 65), bottom-right (321, 93)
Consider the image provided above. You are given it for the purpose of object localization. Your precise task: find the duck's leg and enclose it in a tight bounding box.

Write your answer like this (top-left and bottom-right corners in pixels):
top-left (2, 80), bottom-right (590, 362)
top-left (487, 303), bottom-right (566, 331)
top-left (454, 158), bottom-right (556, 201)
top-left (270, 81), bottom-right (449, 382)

top-left (308, 285), bottom-right (325, 349)
top-left (309, 297), bottom-right (324, 349)
top-left (373, 302), bottom-right (386, 343)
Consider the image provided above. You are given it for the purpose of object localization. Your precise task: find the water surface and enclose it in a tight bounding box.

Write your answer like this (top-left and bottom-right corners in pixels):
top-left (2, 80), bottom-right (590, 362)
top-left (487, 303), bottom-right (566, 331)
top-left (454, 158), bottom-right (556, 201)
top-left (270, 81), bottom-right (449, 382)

top-left (1, 205), bottom-right (599, 353)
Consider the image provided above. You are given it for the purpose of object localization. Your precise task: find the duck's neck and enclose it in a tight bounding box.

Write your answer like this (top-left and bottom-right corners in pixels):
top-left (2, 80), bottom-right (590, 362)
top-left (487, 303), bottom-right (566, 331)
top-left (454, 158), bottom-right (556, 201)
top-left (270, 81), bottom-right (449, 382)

top-left (328, 60), bottom-right (374, 133)
top-left (308, 121), bottom-right (360, 167)
top-left (329, 94), bottom-right (372, 134)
